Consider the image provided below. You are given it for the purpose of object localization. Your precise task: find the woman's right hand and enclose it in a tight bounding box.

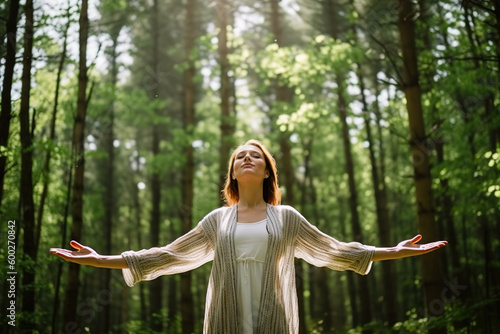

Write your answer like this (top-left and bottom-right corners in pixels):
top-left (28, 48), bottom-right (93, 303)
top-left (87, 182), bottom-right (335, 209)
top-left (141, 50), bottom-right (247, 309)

top-left (50, 240), bottom-right (101, 267)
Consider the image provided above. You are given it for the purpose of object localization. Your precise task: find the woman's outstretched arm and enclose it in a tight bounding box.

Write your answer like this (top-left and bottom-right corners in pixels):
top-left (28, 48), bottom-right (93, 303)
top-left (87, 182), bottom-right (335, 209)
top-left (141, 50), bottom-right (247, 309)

top-left (50, 240), bottom-right (128, 269)
top-left (372, 235), bottom-right (447, 262)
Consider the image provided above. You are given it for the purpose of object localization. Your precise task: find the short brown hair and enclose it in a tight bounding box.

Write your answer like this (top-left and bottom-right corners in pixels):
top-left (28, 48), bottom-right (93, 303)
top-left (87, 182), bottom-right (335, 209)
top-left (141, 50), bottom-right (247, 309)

top-left (222, 139), bottom-right (281, 206)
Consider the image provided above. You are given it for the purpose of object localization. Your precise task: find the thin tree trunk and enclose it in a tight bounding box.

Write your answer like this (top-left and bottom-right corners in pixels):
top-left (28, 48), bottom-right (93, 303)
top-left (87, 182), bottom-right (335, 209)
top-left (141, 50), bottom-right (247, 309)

top-left (180, 1), bottom-right (197, 332)
top-left (493, 0), bottom-right (500, 146)
top-left (148, 0), bottom-right (163, 330)
top-left (338, 81), bottom-right (373, 329)
top-left (51, 159), bottom-right (73, 334)
top-left (324, 0), bottom-right (372, 328)
top-left (216, 0), bottom-right (235, 201)
top-left (167, 221), bottom-right (178, 332)
top-left (301, 141), bottom-right (317, 321)
top-left (348, 1), bottom-right (398, 321)
top-left (0, 2), bottom-right (21, 332)
top-left (338, 192), bottom-right (358, 328)
top-left (35, 2), bottom-right (71, 257)
top-left (397, 2), bottom-right (444, 333)
top-left (102, 30), bottom-right (120, 334)
top-left (131, 147), bottom-right (148, 323)
top-left (462, 9), bottom-right (498, 321)
top-left (434, 121), bottom-right (473, 332)
top-left (63, 0), bottom-right (89, 328)
top-left (307, 142), bottom-right (333, 331)
top-left (430, 2), bottom-right (473, 305)
top-left (19, 0), bottom-right (36, 331)
top-left (0, 0), bottom-right (20, 207)
top-left (269, 1), bottom-right (305, 332)
top-left (358, 69), bottom-right (398, 325)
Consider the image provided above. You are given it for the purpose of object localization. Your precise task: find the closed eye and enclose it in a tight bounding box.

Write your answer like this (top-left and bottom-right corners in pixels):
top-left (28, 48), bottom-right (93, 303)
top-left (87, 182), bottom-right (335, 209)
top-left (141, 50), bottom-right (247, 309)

top-left (236, 152), bottom-right (262, 159)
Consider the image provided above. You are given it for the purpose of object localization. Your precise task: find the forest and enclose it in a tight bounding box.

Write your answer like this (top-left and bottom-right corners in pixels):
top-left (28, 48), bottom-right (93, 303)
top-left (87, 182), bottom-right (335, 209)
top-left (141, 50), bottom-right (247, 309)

top-left (1, 0), bottom-right (500, 333)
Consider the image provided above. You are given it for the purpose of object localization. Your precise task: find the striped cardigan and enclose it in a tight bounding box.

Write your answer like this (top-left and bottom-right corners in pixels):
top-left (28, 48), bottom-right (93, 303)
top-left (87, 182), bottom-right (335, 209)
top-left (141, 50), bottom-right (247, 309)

top-left (121, 204), bottom-right (375, 334)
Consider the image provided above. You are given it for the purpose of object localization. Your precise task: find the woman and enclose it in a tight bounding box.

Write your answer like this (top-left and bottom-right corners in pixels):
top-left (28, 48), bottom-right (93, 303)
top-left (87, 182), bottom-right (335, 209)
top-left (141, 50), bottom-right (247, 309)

top-left (51, 139), bottom-right (447, 334)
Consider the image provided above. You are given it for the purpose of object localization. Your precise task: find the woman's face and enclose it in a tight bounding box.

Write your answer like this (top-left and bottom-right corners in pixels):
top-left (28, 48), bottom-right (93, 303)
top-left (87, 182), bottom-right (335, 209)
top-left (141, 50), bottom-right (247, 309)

top-left (232, 145), bottom-right (269, 183)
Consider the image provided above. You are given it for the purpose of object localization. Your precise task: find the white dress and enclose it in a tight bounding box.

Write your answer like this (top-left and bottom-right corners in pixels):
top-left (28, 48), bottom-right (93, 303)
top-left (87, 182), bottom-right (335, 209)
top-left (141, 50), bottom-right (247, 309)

top-left (234, 218), bottom-right (269, 334)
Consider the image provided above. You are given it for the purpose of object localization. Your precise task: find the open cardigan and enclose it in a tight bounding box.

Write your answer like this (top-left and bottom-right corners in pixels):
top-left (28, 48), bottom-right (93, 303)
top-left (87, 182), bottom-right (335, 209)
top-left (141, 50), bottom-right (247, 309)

top-left (121, 204), bottom-right (375, 334)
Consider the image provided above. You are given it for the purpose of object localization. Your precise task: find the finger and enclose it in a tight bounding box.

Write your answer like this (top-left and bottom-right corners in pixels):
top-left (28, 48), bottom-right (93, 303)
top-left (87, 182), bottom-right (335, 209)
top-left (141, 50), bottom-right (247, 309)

top-left (50, 248), bottom-right (72, 256)
top-left (70, 240), bottom-right (83, 250)
top-left (54, 249), bottom-right (74, 258)
top-left (421, 241), bottom-right (448, 252)
top-left (410, 235), bottom-right (422, 244)
top-left (51, 250), bottom-right (71, 260)
top-left (428, 241), bottom-right (447, 248)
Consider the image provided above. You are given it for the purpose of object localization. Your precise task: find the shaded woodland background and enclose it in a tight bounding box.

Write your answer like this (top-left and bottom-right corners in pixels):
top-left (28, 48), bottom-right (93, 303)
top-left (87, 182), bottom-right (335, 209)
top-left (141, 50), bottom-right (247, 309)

top-left (1, 0), bottom-right (500, 333)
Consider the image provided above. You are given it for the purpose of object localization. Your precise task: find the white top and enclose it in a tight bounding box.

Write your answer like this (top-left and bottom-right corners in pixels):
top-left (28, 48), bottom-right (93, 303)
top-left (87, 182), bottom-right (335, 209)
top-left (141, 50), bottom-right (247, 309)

top-left (234, 218), bottom-right (269, 334)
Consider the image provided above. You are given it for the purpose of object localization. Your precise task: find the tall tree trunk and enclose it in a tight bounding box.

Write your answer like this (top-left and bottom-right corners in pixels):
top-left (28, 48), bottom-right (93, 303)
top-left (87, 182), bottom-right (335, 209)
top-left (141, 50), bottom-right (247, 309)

top-left (437, 4), bottom-right (477, 306)
top-left (148, 1), bottom-right (163, 331)
top-left (304, 138), bottom-right (334, 332)
top-left (374, 73), bottom-right (404, 324)
top-left (358, 69), bottom-right (398, 325)
top-left (269, 0), bottom-right (295, 206)
top-left (434, 121), bottom-right (473, 332)
top-left (269, 1), bottom-right (305, 332)
top-left (167, 222), bottom-right (178, 332)
top-left (348, 1), bottom-right (397, 322)
top-left (51, 159), bottom-right (73, 334)
top-left (0, 0), bottom-right (20, 207)
top-left (63, 0), bottom-right (89, 328)
top-left (216, 0), bottom-right (235, 201)
top-left (473, 3), bottom-right (500, 295)
top-left (338, 81), bottom-right (373, 329)
top-left (493, 0), bottom-right (500, 145)
top-left (131, 146), bottom-right (148, 323)
top-left (35, 2), bottom-right (71, 257)
top-left (324, 1), bottom-right (372, 328)
top-left (19, 0), bottom-right (36, 331)
top-left (301, 141), bottom-right (317, 321)
top-left (1, 2), bottom-right (21, 331)
top-left (430, 1), bottom-right (473, 304)
top-left (338, 191), bottom-right (357, 328)
top-left (397, 1), bottom-right (444, 332)
top-left (180, 0), bottom-right (197, 332)
top-left (102, 30), bottom-right (120, 334)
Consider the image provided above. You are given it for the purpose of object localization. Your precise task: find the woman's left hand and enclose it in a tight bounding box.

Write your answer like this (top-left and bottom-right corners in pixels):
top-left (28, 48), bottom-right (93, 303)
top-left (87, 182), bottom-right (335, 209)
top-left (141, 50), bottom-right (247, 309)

top-left (394, 235), bottom-right (448, 258)
top-left (372, 235), bottom-right (447, 261)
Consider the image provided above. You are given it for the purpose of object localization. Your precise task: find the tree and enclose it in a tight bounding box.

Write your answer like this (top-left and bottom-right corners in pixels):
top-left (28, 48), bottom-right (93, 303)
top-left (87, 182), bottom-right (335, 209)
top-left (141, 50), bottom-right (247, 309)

top-left (148, 0), bottom-right (163, 330)
top-left (0, 0), bottom-right (20, 208)
top-left (19, 0), bottom-right (36, 331)
top-left (216, 0), bottom-right (236, 202)
top-left (322, 0), bottom-right (373, 328)
top-left (98, 1), bottom-right (128, 330)
top-left (397, 1), bottom-right (444, 332)
top-left (349, 0), bottom-right (398, 324)
top-left (268, 2), bottom-right (305, 333)
top-left (63, 0), bottom-right (90, 328)
top-left (180, 0), bottom-right (198, 332)
top-left (35, 1), bottom-right (72, 258)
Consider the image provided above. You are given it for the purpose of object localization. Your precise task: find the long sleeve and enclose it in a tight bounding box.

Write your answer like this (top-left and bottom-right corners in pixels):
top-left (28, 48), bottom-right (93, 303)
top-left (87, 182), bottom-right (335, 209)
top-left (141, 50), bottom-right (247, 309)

top-left (121, 220), bottom-right (214, 287)
top-left (291, 208), bottom-right (375, 275)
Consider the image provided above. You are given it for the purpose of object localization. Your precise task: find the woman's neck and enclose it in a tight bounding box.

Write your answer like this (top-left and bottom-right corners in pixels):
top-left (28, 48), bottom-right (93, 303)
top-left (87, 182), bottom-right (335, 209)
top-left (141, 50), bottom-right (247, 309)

top-left (237, 182), bottom-right (266, 209)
